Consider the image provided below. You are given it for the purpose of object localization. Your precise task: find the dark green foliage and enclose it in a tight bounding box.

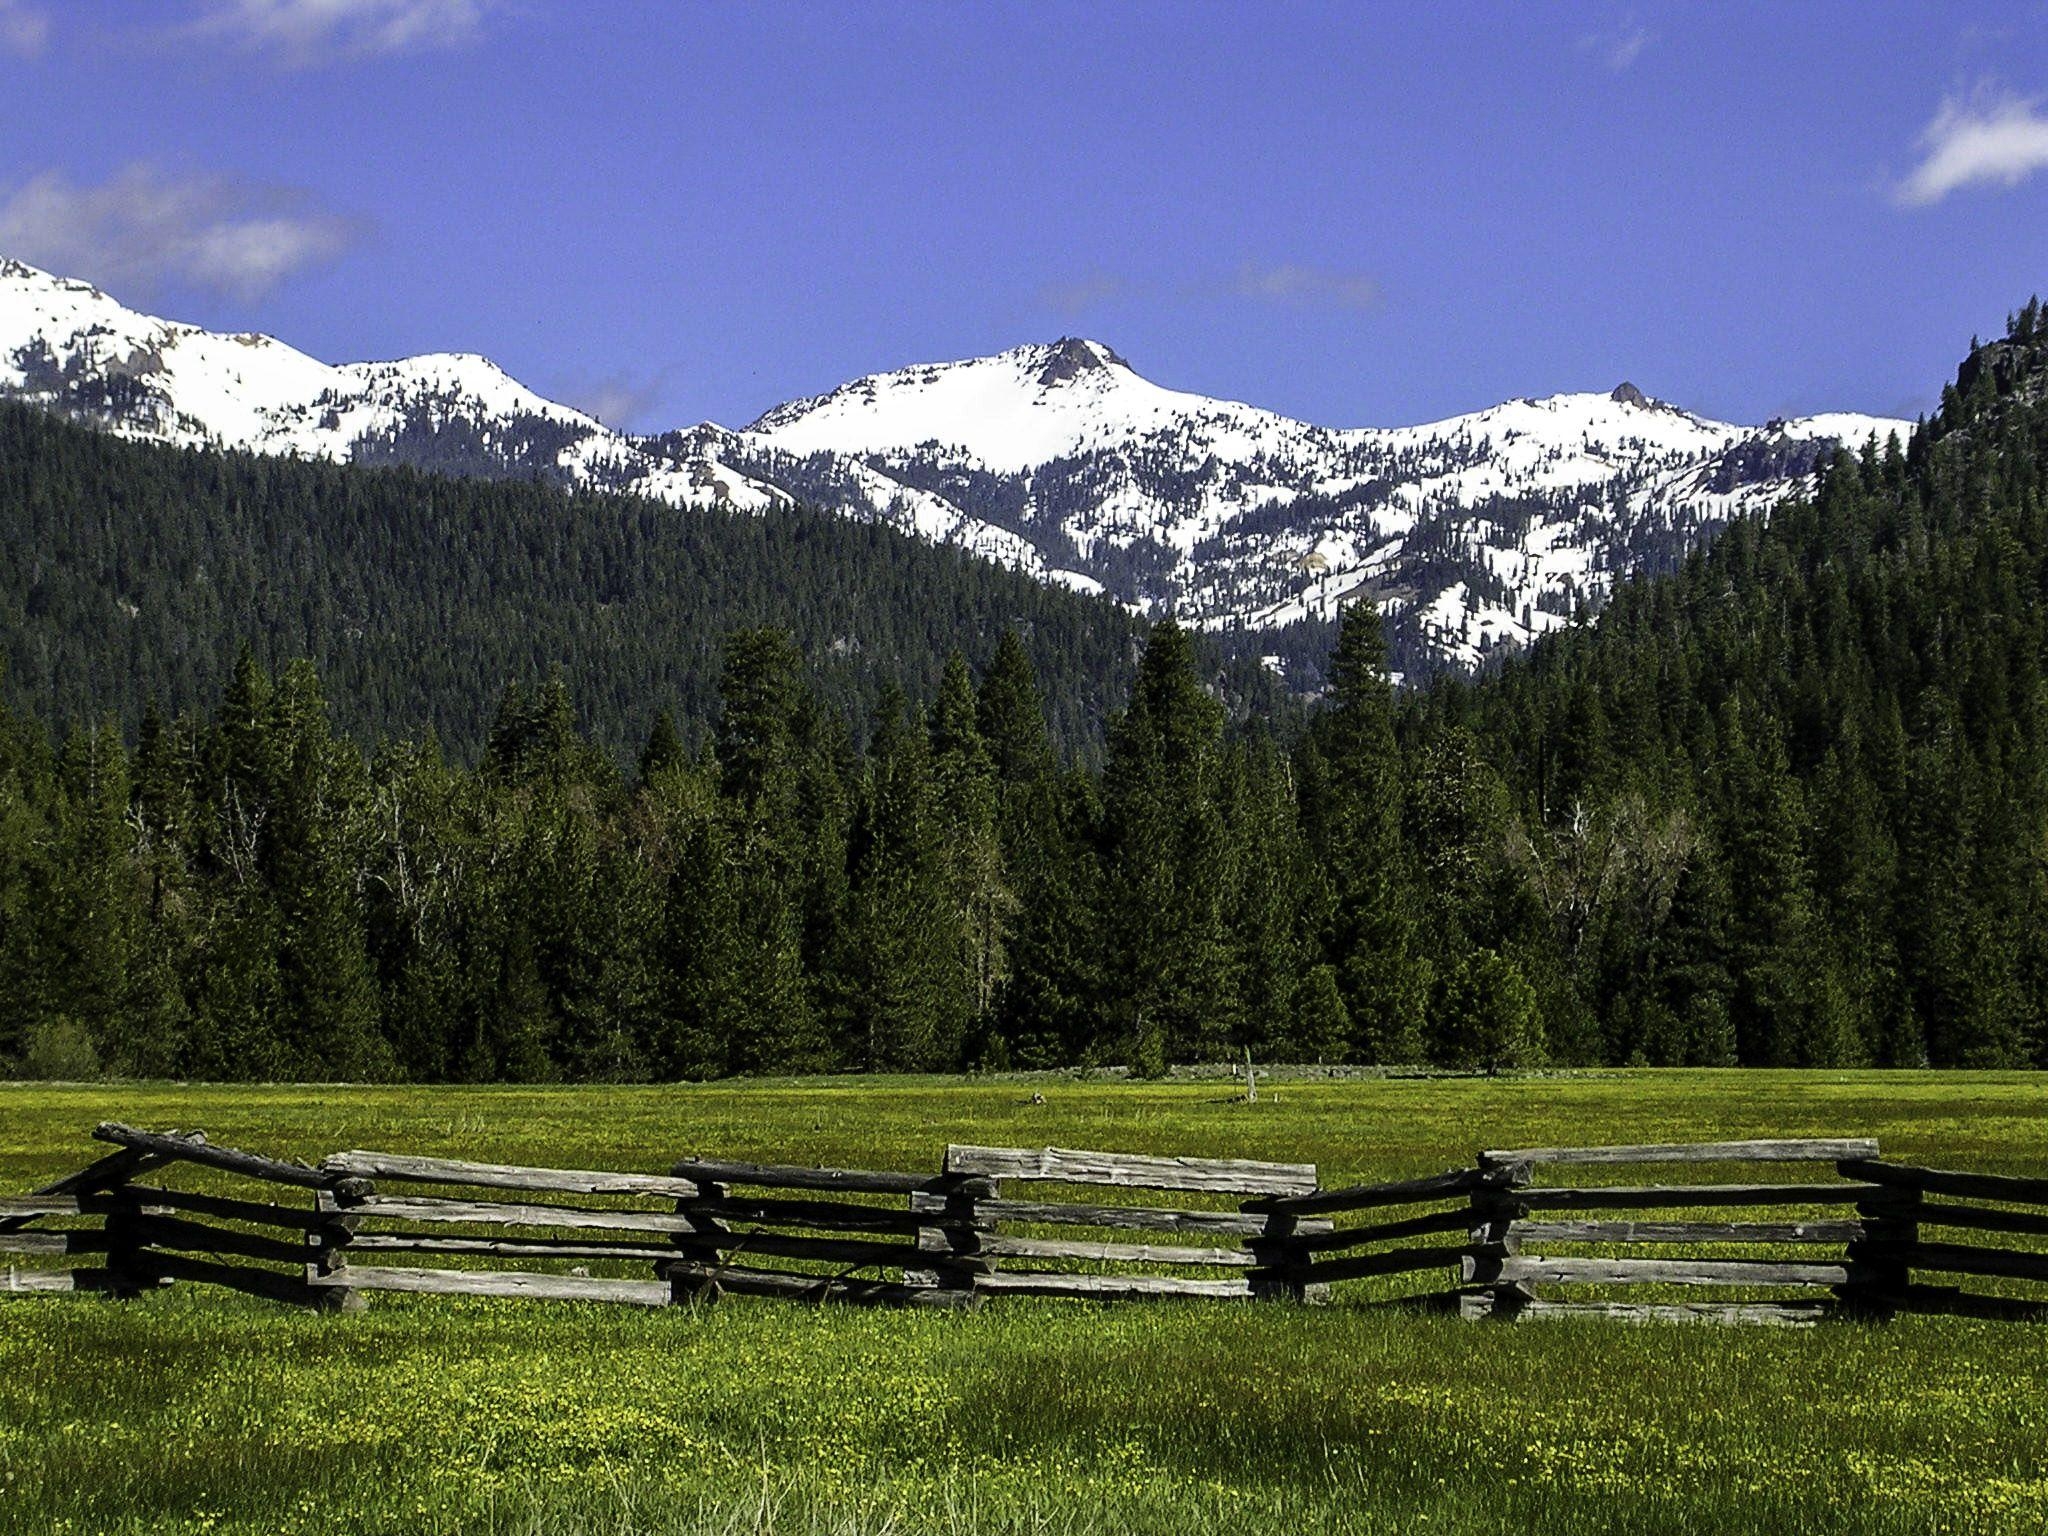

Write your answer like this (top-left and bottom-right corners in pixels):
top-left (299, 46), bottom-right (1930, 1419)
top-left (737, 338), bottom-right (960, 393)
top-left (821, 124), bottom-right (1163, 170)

top-left (3, 308), bottom-right (2048, 1078)
top-left (1431, 303), bottom-right (2048, 1071)
top-left (0, 400), bottom-right (1193, 761)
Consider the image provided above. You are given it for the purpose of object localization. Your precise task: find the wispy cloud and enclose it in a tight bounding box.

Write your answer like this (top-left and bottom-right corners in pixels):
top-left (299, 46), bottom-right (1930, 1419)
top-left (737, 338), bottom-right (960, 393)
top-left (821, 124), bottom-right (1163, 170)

top-left (187, 0), bottom-right (496, 65)
top-left (1578, 21), bottom-right (1652, 72)
top-left (0, 165), bottom-right (359, 300)
top-left (0, 0), bottom-right (50, 58)
top-left (1037, 272), bottom-right (1126, 318)
top-left (1231, 261), bottom-right (1379, 311)
top-left (1897, 85), bottom-right (2048, 206)
top-left (551, 369), bottom-right (670, 431)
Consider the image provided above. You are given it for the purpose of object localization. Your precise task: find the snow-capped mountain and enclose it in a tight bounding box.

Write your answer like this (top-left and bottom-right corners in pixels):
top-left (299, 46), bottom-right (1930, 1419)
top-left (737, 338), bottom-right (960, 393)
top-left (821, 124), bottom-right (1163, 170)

top-left (0, 258), bottom-right (1911, 678)
top-left (0, 257), bottom-right (785, 516)
top-left (740, 338), bottom-right (1910, 673)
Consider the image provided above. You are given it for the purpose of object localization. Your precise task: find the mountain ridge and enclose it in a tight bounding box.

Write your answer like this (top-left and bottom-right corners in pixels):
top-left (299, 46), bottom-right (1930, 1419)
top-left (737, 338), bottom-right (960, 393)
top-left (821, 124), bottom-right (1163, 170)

top-left (0, 257), bottom-right (1912, 678)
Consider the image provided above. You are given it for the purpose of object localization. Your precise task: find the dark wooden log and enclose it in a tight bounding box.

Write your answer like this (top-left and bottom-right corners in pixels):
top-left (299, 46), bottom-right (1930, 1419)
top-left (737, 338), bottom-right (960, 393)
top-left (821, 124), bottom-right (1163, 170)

top-left (327, 1150), bottom-right (701, 1199)
top-left (1467, 1192), bottom-right (1521, 1255)
top-left (1296, 1206), bottom-right (1482, 1253)
top-left (2, 1141), bottom-right (188, 1232)
top-left (1904, 1240), bottom-right (2048, 1284)
top-left (350, 1190), bottom-right (923, 1238)
top-left (131, 1214), bottom-right (309, 1266)
top-left (1516, 1182), bottom-right (1883, 1211)
top-left (973, 1271), bottom-right (1257, 1300)
top-left (1464, 1254), bottom-right (1855, 1287)
top-left (98, 1186), bottom-right (149, 1298)
top-left (1493, 1297), bottom-right (1833, 1327)
top-left (339, 1230), bottom-right (925, 1269)
top-left (310, 1264), bottom-right (671, 1305)
top-left (119, 1186), bottom-right (325, 1231)
top-left (31, 1142), bottom-right (185, 1196)
top-left (1293, 1244), bottom-right (1477, 1285)
top-left (1511, 1219), bottom-right (1865, 1245)
top-left (689, 1192), bottom-right (940, 1236)
top-left (0, 1195), bottom-right (85, 1220)
top-left (673, 1157), bottom-right (989, 1198)
top-left (0, 1230), bottom-right (112, 1256)
top-left (1480, 1138), bottom-right (1879, 1168)
top-left (1841, 1159), bottom-right (2048, 1207)
top-left (1245, 1210), bottom-right (1315, 1304)
top-left (93, 1123), bottom-right (337, 1191)
top-left (1839, 1182), bottom-right (1916, 1310)
top-left (334, 1231), bottom-right (663, 1259)
top-left (1254, 1165), bottom-right (1514, 1215)
top-left (658, 1261), bottom-right (974, 1309)
top-left (345, 1193), bottom-right (705, 1234)
top-left (915, 1229), bottom-right (1260, 1267)
top-left (909, 1191), bottom-right (1332, 1238)
top-left (3, 1265), bottom-right (137, 1294)
top-left (944, 1145), bottom-right (1316, 1196)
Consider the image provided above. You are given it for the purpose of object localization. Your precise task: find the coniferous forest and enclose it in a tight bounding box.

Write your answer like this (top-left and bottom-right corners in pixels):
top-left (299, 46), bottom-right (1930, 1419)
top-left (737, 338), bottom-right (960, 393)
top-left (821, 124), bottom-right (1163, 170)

top-left (0, 399), bottom-right (1303, 762)
top-left (3, 309), bottom-right (2048, 1080)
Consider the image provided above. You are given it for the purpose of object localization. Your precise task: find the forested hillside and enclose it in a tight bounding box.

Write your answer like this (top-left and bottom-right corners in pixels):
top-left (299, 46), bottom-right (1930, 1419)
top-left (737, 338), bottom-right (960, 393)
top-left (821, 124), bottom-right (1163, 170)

top-left (1416, 301), bottom-right (2048, 1070)
top-left (0, 402), bottom-right (1227, 760)
top-left (1, 309), bottom-right (2045, 1081)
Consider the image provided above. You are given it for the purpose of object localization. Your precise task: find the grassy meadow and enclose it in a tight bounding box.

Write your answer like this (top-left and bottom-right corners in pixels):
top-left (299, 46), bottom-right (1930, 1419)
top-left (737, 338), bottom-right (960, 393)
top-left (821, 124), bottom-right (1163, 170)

top-left (1, 1069), bottom-right (2046, 1535)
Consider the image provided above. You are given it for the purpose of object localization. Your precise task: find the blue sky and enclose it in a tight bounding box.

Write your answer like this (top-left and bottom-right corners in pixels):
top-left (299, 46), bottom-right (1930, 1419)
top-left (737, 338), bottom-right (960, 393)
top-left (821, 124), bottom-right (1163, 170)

top-left (2, 2), bottom-right (2046, 432)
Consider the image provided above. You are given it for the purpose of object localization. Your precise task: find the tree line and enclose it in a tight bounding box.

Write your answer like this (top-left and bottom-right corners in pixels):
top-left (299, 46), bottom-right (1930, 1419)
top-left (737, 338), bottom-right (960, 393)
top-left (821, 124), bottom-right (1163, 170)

top-left (0, 399), bottom-right (1287, 763)
top-left (3, 304), bottom-right (2048, 1080)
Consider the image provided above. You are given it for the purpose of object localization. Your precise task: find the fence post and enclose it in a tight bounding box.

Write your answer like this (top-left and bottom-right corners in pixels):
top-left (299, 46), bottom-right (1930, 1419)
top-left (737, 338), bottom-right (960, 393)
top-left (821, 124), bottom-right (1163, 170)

top-left (1842, 1155), bottom-right (1913, 1319)
top-left (99, 1180), bottom-right (150, 1299)
top-left (1460, 1164), bottom-right (1529, 1320)
top-left (309, 1185), bottom-right (367, 1313)
top-left (907, 1174), bottom-right (994, 1306)
top-left (667, 1179), bottom-right (729, 1305)
top-left (1247, 1205), bottom-right (1319, 1303)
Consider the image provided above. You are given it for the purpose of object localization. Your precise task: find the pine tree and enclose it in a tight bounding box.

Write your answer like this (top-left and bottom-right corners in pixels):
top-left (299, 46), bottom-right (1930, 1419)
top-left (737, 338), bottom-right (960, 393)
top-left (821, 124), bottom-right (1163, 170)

top-left (1435, 948), bottom-right (1543, 1073)
top-left (929, 652), bottom-right (1014, 1050)
top-left (842, 686), bottom-right (957, 1071)
top-left (1098, 621), bottom-right (1231, 1070)
top-left (1311, 602), bottom-right (1426, 1062)
top-left (266, 661), bottom-right (388, 1080)
top-left (639, 709), bottom-right (685, 784)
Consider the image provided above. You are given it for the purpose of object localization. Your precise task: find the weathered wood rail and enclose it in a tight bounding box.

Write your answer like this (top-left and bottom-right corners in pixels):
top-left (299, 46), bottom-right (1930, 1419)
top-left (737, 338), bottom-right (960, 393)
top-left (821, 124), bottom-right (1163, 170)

top-left (4, 1126), bottom-right (2046, 1326)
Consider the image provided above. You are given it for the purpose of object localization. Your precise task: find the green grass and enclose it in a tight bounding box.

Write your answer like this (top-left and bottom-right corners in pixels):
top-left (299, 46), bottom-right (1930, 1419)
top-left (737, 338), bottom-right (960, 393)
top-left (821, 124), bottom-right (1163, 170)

top-left (2, 1069), bottom-right (2046, 1535)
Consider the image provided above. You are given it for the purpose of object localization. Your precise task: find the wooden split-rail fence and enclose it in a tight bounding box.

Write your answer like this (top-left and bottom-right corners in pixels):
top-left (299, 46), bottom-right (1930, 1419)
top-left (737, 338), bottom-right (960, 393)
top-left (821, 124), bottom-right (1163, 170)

top-left (4, 1126), bottom-right (2046, 1327)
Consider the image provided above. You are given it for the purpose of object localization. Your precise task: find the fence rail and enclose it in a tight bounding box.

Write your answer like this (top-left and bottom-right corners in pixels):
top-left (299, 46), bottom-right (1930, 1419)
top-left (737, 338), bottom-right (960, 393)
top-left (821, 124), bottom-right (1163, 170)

top-left (3, 1125), bottom-right (2045, 1326)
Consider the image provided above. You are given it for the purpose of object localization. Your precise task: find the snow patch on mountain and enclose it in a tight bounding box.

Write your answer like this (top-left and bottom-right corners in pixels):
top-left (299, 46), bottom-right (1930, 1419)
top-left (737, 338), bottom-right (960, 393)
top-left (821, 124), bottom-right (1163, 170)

top-left (0, 257), bottom-right (1914, 678)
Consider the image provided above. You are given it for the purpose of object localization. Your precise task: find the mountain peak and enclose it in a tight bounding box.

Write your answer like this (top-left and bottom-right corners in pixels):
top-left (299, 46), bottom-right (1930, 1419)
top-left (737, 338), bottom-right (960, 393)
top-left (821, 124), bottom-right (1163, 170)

top-left (1035, 337), bottom-right (1130, 386)
top-left (0, 255), bottom-right (1917, 678)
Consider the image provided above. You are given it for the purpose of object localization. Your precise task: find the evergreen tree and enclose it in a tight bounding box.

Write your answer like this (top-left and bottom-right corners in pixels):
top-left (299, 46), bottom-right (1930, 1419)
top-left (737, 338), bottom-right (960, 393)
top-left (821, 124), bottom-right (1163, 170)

top-left (1098, 621), bottom-right (1231, 1070)
top-left (1310, 602), bottom-right (1426, 1062)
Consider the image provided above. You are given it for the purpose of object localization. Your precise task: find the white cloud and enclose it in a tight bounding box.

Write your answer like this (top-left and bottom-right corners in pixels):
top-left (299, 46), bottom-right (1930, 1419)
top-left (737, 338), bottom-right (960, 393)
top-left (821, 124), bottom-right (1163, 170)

top-left (553, 370), bottom-right (668, 431)
top-left (189, 0), bottom-right (495, 65)
top-left (1897, 86), bottom-right (2048, 206)
top-left (0, 0), bottom-right (50, 58)
top-left (1232, 261), bottom-right (1379, 311)
top-left (1579, 23), bottom-right (1652, 72)
top-left (1037, 272), bottom-right (1126, 318)
top-left (0, 166), bottom-right (358, 300)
